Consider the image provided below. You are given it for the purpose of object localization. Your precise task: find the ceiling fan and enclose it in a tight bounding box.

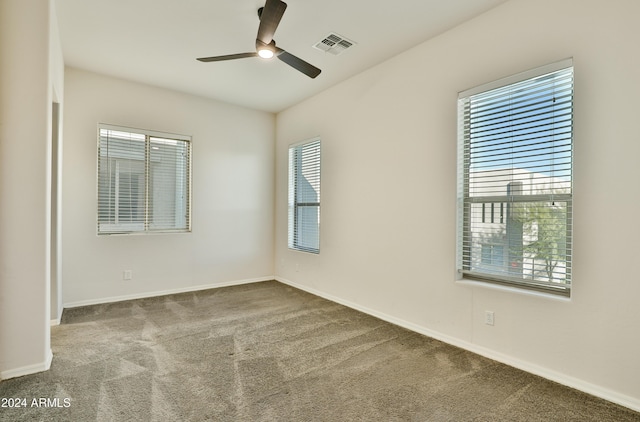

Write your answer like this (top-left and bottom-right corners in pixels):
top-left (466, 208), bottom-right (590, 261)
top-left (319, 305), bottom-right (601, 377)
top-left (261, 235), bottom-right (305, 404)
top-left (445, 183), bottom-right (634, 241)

top-left (197, 0), bottom-right (321, 79)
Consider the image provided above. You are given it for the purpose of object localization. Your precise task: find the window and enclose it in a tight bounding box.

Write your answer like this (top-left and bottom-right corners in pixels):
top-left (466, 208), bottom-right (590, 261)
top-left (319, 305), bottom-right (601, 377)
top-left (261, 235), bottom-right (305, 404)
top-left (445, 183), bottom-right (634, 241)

top-left (288, 138), bottom-right (321, 253)
top-left (97, 124), bottom-right (191, 234)
top-left (457, 60), bottom-right (573, 295)
top-left (481, 244), bottom-right (504, 267)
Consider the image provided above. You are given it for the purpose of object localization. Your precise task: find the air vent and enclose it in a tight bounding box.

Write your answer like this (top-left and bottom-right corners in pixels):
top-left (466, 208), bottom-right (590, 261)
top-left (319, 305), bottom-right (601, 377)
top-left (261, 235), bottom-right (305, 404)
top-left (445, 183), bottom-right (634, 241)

top-left (313, 33), bottom-right (356, 56)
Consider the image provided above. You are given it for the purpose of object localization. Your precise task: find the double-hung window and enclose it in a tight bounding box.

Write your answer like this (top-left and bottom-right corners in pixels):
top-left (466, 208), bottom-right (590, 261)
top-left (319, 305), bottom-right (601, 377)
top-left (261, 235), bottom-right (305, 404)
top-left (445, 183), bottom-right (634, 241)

top-left (97, 124), bottom-right (191, 234)
top-left (457, 59), bottom-right (573, 296)
top-left (288, 138), bottom-right (321, 253)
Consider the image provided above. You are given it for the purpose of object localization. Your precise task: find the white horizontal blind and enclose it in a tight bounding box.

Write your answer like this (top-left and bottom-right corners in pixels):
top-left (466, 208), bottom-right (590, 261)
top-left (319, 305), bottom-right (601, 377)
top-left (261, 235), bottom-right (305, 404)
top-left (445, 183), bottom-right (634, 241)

top-left (97, 129), bottom-right (146, 233)
top-left (97, 125), bottom-right (191, 234)
top-left (148, 137), bottom-right (190, 231)
top-left (288, 138), bottom-right (321, 253)
top-left (457, 61), bottom-right (573, 295)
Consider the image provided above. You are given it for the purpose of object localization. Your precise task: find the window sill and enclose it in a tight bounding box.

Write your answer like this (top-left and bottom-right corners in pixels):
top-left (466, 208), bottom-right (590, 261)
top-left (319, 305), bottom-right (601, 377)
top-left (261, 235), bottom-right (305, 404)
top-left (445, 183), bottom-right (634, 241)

top-left (288, 247), bottom-right (319, 255)
top-left (456, 278), bottom-right (571, 302)
top-left (97, 230), bottom-right (191, 237)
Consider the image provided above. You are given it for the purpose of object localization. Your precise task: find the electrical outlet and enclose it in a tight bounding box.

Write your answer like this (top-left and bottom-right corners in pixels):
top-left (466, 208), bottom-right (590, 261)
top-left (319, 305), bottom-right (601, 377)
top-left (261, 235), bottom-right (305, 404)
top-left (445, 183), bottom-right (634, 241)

top-left (123, 270), bottom-right (133, 280)
top-left (485, 311), bottom-right (495, 326)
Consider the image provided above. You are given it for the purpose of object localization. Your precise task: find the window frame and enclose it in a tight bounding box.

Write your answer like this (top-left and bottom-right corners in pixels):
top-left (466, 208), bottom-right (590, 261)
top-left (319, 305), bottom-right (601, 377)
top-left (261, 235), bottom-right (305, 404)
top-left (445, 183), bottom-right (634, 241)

top-left (287, 137), bottom-right (321, 254)
top-left (96, 123), bottom-right (192, 235)
top-left (456, 59), bottom-right (573, 296)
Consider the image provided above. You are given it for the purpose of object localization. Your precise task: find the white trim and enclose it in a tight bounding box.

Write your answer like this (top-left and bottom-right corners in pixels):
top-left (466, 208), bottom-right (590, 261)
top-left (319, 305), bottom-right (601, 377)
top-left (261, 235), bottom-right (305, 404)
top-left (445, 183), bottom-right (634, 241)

top-left (275, 276), bottom-right (640, 413)
top-left (50, 317), bottom-right (61, 326)
top-left (1, 349), bottom-right (53, 381)
top-left (63, 276), bottom-right (274, 309)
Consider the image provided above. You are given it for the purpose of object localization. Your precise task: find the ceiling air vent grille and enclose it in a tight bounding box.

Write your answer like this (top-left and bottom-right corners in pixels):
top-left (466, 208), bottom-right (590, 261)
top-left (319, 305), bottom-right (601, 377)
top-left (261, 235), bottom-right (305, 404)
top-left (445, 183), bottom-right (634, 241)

top-left (313, 33), bottom-right (356, 56)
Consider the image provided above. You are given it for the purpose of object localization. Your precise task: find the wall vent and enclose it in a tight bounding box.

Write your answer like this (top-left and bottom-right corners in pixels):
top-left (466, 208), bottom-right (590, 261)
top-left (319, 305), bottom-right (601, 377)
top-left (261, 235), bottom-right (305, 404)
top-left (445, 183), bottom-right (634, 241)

top-left (313, 33), bottom-right (356, 56)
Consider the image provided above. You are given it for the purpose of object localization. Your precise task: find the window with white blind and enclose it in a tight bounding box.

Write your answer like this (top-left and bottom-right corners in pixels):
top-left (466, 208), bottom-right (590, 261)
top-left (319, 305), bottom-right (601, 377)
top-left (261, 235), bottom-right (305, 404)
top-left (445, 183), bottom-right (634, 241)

top-left (288, 138), bottom-right (321, 253)
top-left (457, 59), bottom-right (573, 296)
top-left (97, 124), bottom-right (191, 235)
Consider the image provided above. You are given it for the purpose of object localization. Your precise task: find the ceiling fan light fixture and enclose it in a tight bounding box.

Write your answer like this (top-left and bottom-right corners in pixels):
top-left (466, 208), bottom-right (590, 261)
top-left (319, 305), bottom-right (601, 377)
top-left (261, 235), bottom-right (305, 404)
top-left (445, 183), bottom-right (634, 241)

top-left (258, 47), bottom-right (274, 59)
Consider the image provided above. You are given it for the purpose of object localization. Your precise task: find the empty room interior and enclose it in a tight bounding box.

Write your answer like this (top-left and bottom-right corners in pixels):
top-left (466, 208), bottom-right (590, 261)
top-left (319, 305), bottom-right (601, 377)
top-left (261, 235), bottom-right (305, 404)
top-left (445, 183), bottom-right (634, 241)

top-left (1, 0), bottom-right (640, 420)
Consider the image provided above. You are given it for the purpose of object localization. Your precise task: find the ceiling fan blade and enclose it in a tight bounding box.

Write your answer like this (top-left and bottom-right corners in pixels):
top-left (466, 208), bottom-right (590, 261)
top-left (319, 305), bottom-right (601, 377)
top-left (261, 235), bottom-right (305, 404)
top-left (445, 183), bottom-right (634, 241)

top-left (276, 49), bottom-right (321, 79)
top-left (197, 52), bottom-right (258, 62)
top-left (257, 0), bottom-right (287, 45)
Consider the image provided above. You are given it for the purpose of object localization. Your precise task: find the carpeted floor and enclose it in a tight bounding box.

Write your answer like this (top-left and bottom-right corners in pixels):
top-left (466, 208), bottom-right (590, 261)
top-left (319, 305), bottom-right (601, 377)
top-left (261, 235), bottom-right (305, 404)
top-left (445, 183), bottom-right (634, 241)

top-left (1, 280), bottom-right (639, 421)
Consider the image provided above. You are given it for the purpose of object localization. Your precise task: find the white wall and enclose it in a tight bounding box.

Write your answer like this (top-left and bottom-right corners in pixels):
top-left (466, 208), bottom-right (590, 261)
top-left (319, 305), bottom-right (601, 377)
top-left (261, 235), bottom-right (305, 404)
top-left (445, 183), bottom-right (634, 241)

top-left (62, 68), bottom-right (275, 306)
top-left (0, 0), bottom-right (63, 379)
top-left (275, 0), bottom-right (640, 410)
top-left (50, 0), bottom-right (65, 324)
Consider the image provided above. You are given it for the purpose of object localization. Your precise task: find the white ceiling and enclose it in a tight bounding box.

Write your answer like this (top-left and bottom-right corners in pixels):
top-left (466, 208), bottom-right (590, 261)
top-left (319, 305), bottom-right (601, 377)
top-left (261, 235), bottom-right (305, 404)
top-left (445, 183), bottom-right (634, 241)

top-left (55, 0), bottom-right (508, 113)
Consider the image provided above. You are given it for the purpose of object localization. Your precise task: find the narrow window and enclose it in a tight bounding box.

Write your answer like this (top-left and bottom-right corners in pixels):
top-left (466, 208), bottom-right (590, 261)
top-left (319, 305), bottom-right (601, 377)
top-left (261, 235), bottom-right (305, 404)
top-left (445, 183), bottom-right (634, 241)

top-left (288, 138), bottom-right (321, 253)
top-left (97, 124), bottom-right (191, 234)
top-left (457, 60), bottom-right (573, 295)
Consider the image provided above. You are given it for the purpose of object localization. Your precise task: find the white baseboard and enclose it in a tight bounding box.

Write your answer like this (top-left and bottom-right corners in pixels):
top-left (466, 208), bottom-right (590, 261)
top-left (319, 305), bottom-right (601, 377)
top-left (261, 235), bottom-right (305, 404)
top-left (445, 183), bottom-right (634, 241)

top-left (50, 317), bottom-right (61, 326)
top-left (1, 349), bottom-right (53, 381)
top-left (63, 276), bottom-right (275, 309)
top-left (275, 276), bottom-right (640, 413)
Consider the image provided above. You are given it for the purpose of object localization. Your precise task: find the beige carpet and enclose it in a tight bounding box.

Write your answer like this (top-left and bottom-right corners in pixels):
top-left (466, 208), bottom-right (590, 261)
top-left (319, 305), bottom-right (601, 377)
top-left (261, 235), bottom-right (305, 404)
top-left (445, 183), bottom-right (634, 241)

top-left (1, 280), bottom-right (638, 421)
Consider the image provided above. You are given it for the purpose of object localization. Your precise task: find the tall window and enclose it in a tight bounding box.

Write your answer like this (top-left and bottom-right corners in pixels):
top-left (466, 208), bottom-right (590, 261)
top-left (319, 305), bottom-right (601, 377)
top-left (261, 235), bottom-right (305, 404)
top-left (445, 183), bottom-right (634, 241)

top-left (457, 60), bottom-right (573, 295)
top-left (97, 124), bottom-right (191, 234)
top-left (288, 138), bottom-right (321, 253)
